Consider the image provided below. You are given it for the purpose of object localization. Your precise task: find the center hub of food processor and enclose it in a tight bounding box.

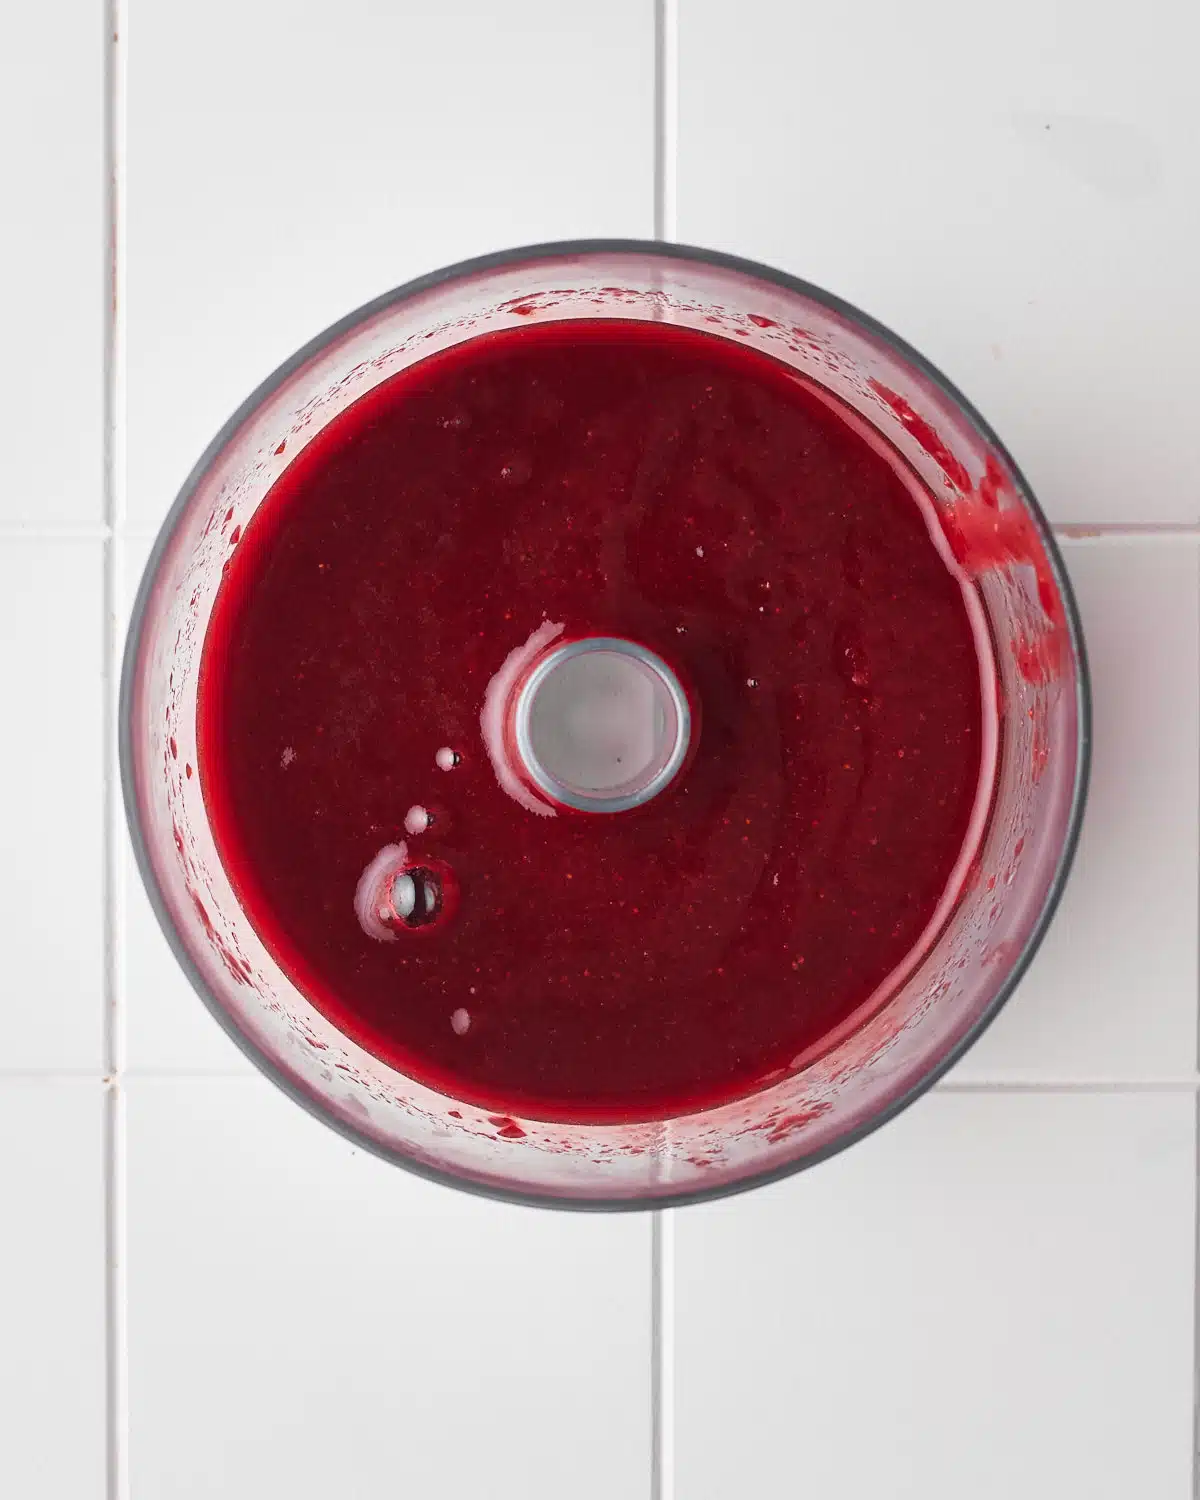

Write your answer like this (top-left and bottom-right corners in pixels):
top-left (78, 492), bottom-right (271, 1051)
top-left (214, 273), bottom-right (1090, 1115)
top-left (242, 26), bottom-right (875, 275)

top-left (511, 637), bottom-right (692, 813)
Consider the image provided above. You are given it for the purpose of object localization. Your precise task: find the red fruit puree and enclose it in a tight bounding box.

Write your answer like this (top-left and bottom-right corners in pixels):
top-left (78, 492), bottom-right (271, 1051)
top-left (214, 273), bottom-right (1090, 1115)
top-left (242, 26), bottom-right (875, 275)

top-left (198, 320), bottom-right (992, 1121)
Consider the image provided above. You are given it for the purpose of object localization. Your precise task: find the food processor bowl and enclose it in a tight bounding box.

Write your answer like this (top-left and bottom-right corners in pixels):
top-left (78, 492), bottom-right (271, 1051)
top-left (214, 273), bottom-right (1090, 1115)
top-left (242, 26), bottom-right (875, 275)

top-left (120, 241), bottom-right (1089, 1208)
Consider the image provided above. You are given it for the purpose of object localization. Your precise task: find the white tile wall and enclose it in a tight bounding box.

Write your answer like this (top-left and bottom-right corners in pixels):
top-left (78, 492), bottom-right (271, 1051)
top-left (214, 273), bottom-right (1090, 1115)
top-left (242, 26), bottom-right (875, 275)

top-left (2, 4), bottom-right (1198, 1498)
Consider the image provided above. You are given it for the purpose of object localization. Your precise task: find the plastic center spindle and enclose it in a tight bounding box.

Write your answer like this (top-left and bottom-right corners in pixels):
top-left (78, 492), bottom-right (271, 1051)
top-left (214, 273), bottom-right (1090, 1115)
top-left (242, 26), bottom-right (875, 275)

top-left (513, 638), bottom-right (692, 813)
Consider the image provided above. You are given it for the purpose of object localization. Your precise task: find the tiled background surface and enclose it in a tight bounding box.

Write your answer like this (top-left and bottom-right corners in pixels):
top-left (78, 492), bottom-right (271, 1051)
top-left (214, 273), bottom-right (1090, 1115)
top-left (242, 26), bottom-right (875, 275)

top-left (2, 3), bottom-right (1197, 1496)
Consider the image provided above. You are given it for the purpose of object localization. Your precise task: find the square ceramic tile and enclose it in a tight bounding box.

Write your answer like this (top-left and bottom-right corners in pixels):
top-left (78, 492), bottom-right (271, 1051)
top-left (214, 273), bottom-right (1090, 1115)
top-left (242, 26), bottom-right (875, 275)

top-left (677, 0), bottom-right (1200, 525)
top-left (0, 4), bottom-right (105, 525)
top-left (673, 1091), bottom-right (1195, 1500)
top-left (951, 537), bottom-right (1198, 1081)
top-left (120, 533), bottom-right (251, 1073)
top-left (126, 0), bottom-right (655, 530)
top-left (0, 1080), bottom-right (107, 1499)
top-left (0, 540), bottom-right (105, 1068)
top-left (127, 1077), bottom-right (651, 1500)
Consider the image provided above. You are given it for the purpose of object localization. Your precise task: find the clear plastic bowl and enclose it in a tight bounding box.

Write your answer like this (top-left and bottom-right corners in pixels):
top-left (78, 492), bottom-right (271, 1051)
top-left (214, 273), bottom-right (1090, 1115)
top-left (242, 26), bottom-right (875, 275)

top-left (121, 241), bottom-right (1090, 1208)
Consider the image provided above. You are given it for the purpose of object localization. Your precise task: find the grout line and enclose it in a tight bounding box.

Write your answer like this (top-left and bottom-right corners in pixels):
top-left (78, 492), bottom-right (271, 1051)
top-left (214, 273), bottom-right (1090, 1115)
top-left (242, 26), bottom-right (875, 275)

top-left (650, 1210), bottom-right (662, 1500)
top-left (102, 0), bottom-right (128, 1074)
top-left (1055, 524), bottom-right (1200, 542)
top-left (1188, 549), bottom-right (1194, 1500)
top-left (105, 540), bottom-right (127, 1085)
top-left (937, 1077), bottom-right (1200, 1093)
top-left (0, 1071), bottom-right (125, 1081)
top-left (650, 1209), bottom-right (675, 1500)
top-left (107, 20), bottom-right (128, 544)
top-left (0, 525), bottom-right (114, 541)
top-left (119, 1069), bottom-right (257, 1083)
top-left (1055, 522), bottom-right (1200, 537)
top-left (104, 0), bottom-right (130, 1496)
top-left (1195, 535), bottom-right (1200, 1087)
top-left (653, 0), bottom-right (678, 243)
top-left (104, 1081), bottom-right (129, 1500)
top-left (1193, 1087), bottom-right (1200, 1500)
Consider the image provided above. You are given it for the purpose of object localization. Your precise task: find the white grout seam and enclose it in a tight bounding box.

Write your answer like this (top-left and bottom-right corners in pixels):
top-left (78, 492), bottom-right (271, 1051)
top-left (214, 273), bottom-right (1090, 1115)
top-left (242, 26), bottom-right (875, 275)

top-left (1193, 542), bottom-right (1200, 1500)
top-left (937, 1078), bottom-right (1200, 1093)
top-left (653, 0), bottom-right (678, 244)
top-left (1192, 1085), bottom-right (1200, 1500)
top-left (103, 0), bottom-right (130, 1495)
top-left (103, 1082), bottom-right (128, 1500)
top-left (650, 1208), bottom-right (675, 1500)
top-left (0, 524), bottom-right (115, 540)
